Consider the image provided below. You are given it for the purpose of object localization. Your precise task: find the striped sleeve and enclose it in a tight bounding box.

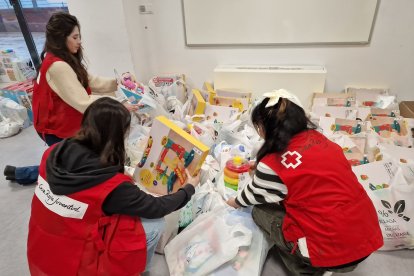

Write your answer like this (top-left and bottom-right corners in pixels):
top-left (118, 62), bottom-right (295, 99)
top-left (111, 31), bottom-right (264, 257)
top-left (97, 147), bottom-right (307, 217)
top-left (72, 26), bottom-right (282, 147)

top-left (235, 161), bottom-right (287, 207)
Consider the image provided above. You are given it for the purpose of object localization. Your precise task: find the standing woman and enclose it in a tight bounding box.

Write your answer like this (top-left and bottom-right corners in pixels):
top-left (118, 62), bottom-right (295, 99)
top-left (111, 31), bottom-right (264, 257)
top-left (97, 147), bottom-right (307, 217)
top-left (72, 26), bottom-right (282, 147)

top-left (3, 12), bottom-right (136, 184)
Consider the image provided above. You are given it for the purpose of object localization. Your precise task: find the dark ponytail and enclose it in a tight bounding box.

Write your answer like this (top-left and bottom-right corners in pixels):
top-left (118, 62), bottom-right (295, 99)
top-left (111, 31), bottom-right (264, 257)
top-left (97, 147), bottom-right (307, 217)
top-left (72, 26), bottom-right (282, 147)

top-left (252, 97), bottom-right (316, 162)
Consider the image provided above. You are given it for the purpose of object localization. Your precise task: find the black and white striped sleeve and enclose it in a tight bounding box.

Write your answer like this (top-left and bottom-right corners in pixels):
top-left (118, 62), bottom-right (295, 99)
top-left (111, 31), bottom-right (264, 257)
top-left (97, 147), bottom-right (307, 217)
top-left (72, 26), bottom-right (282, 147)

top-left (235, 161), bottom-right (287, 207)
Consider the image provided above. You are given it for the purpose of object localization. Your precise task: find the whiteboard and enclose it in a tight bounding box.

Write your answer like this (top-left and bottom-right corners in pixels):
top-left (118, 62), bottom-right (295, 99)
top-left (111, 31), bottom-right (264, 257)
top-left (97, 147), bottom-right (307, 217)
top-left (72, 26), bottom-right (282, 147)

top-left (182, 0), bottom-right (379, 46)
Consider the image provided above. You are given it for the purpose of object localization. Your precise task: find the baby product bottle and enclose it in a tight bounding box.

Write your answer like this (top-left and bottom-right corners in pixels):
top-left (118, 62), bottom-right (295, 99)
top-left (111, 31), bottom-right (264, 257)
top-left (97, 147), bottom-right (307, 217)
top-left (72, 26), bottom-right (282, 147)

top-left (224, 156), bottom-right (250, 191)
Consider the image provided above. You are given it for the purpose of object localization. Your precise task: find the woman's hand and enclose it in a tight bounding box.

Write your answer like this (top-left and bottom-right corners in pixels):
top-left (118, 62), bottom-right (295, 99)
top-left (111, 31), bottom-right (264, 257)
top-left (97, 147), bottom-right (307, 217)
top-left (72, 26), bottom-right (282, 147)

top-left (185, 169), bottom-right (201, 188)
top-left (249, 160), bottom-right (257, 176)
top-left (226, 197), bottom-right (241, 209)
top-left (123, 102), bottom-right (140, 112)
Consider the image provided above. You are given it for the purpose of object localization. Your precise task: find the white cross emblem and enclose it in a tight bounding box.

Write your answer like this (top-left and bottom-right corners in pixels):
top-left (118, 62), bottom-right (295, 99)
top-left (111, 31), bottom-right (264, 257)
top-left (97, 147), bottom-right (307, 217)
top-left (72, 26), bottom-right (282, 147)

top-left (281, 151), bottom-right (302, 169)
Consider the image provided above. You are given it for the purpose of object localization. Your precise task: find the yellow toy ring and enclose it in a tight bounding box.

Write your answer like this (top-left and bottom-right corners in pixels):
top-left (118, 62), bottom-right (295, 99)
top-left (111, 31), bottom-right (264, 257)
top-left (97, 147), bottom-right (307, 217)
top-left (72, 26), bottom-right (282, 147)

top-left (224, 167), bottom-right (240, 179)
top-left (224, 175), bottom-right (239, 185)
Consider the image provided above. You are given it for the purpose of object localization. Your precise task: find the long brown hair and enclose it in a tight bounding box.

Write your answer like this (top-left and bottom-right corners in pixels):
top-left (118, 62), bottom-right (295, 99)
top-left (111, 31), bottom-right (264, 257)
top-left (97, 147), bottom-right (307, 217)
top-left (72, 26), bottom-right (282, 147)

top-left (74, 98), bottom-right (131, 167)
top-left (41, 12), bottom-right (88, 88)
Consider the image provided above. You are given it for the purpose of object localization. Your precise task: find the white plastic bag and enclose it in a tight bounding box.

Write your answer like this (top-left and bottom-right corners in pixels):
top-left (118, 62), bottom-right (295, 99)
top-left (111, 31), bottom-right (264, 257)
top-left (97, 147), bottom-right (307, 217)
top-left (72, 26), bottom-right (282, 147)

top-left (125, 124), bottom-right (150, 167)
top-left (0, 96), bottom-right (28, 128)
top-left (191, 180), bottom-right (227, 220)
top-left (165, 207), bottom-right (252, 276)
top-left (211, 210), bottom-right (271, 276)
top-left (0, 115), bottom-right (21, 138)
top-left (199, 155), bottom-right (221, 186)
top-left (353, 160), bottom-right (414, 250)
top-left (156, 210), bottom-right (181, 254)
top-left (148, 75), bottom-right (187, 111)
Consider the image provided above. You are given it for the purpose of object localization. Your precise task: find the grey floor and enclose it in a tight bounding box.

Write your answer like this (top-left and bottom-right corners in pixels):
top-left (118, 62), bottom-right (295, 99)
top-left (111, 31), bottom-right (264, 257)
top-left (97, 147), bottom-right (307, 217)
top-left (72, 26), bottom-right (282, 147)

top-left (1, 131), bottom-right (414, 276)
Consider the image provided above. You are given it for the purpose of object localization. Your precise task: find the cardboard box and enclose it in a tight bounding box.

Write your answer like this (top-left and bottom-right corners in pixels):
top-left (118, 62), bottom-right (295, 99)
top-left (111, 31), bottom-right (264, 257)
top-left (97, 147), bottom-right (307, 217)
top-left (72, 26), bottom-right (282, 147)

top-left (133, 116), bottom-right (209, 195)
top-left (400, 101), bottom-right (414, 118)
top-left (212, 95), bottom-right (250, 112)
top-left (188, 89), bottom-right (206, 121)
top-left (311, 106), bottom-right (358, 120)
top-left (312, 92), bottom-right (355, 107)
top-left (204, 103), bottom-right (239, 123)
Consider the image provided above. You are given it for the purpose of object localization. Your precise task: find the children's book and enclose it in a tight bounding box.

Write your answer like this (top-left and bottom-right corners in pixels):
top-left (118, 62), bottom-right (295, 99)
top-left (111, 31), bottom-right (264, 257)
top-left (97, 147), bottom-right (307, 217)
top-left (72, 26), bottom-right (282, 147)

top-left (133, 116), bottom-right (209, 195)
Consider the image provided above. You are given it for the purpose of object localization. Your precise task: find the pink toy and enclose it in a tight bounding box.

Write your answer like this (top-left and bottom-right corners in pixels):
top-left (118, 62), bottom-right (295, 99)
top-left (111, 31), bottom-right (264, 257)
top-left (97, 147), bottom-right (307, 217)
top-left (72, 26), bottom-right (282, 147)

top-left (121, 72), bottom-right (143, 92)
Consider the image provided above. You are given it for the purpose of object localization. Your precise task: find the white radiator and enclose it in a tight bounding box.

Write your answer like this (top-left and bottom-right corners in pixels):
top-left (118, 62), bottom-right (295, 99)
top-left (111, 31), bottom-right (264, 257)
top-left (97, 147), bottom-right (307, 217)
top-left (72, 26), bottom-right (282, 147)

top-left (213, 65), bottom-right (327, 110)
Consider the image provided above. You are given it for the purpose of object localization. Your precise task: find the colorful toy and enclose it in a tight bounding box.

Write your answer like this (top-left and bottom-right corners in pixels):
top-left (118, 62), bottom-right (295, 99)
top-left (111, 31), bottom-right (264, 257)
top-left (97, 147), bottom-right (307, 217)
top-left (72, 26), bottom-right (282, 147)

top-left (331, 123), bottom-right (362, 134)
top-left (155, 136), bottom-right (195, 193)
top-left (138, 136), bottom-right (153, 168)
top-left (372, 120), bottom-right (401, 134)
top-left (121, 72), bottom-right (144, 92)
top-left (223, 156), bottom-right (250, 191)
top-left (348, 156), bottom-right (369, 166)
top-left (134, 116), bottom-right (209, 195)
top-left (369, 183), bottom-right (390, 191)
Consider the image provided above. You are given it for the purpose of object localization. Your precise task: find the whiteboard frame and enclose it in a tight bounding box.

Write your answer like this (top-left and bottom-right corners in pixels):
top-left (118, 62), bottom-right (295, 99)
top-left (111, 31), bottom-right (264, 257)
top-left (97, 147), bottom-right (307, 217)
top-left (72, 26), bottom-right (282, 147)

top-left (182, 0), bottom-right (381, 47)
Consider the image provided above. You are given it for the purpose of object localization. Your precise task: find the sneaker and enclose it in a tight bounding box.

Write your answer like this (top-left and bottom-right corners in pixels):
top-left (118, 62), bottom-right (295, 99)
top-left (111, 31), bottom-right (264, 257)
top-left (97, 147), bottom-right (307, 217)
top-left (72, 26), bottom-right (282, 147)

top-left (3, 165), bottom-right (16, 178)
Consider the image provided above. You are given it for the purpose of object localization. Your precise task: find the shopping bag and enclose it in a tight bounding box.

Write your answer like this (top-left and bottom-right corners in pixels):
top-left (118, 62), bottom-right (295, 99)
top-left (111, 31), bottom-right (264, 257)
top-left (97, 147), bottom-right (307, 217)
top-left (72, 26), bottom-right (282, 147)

top-left (165, 207), bottom-right (252, 276)
top-left (353, 160), bottom-right (414, 250)
top-left (211, 210), bottom-right (271, 276)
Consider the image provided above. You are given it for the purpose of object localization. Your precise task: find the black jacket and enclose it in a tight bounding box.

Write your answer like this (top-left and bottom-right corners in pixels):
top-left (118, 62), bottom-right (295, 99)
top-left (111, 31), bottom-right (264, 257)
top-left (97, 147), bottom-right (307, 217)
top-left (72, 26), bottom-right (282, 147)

top-left (45, 139), bottom-right (195, 218)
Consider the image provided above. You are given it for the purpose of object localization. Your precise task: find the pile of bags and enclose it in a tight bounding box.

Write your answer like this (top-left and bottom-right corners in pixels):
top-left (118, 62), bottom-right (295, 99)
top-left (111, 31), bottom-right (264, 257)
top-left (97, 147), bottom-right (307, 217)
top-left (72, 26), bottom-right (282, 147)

top-left (119, 74), bottom-right (270, 274)
top-left (122, 75), bottom-right (414, 273)
top-left (310, 88), bottom-right (414, 251)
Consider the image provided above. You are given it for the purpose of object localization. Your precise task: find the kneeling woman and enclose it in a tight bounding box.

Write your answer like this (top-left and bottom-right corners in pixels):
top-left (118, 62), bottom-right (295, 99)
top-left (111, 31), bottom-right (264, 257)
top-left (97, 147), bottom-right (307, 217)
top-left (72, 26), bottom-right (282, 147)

top-left (27, 98), bottom-right (199, 275)
top-left (227, 90), bottom-right (383, 275)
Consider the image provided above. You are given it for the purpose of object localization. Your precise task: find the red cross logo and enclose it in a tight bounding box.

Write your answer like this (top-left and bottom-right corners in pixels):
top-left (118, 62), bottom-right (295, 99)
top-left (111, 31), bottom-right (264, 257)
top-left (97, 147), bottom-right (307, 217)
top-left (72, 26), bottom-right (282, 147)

top-left (281, 151), bottom-right (302, 169)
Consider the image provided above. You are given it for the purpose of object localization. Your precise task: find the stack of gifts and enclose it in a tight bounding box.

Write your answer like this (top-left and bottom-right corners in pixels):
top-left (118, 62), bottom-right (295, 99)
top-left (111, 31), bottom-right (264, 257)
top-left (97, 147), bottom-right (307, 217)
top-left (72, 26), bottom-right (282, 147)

top-left (311, 87), bottom-right (413, 167)
top-left (188, 82), bottom-right (252, 123)
top-left (310, 87), bottom-right (414, 251)
top-left (0, 79), bottom-right (34, 128)
top-left (0, 49), bottom-right (35, 82)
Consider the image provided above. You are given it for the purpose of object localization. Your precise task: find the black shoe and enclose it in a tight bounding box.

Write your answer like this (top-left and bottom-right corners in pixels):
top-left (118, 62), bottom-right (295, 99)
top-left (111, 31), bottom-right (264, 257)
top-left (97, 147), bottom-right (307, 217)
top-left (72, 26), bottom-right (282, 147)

top-left (5, 176), bottom-right (15, 181)
top-left (4, 165), bottom-right (16, 178)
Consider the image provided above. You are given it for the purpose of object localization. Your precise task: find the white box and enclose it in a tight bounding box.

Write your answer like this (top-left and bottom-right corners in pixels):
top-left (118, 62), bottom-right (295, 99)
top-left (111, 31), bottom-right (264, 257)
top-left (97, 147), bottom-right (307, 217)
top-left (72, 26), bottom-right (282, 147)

top-left (213, 65), bottom-right (326, 110)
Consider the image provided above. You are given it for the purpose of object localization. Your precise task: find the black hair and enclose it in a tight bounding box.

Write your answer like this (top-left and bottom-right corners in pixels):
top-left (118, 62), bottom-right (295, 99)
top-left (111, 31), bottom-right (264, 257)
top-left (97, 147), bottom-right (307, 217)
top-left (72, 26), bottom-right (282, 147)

top-left (252, 97), bottom-right (316, 161)
top-left (39, 12), bottom-right (88, 88)
top-left (74, 98), bottom-right (131, 167)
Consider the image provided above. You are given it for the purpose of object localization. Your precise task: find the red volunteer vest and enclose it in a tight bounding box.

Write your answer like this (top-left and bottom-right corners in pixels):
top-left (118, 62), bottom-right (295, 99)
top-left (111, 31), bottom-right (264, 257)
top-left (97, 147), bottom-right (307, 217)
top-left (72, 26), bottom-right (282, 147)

top-left (32, 54), bottom-right (91, 138)
top-left (261, 130), bottom-right (383, 267)
top-left (27, 145), bottom-right (146, 276)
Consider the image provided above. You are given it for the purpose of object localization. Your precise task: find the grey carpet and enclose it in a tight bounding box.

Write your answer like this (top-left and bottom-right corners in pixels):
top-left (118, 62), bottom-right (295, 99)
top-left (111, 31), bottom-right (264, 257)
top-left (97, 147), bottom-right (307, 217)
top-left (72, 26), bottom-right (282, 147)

top-left (1, 126), bottom-right (413, 275)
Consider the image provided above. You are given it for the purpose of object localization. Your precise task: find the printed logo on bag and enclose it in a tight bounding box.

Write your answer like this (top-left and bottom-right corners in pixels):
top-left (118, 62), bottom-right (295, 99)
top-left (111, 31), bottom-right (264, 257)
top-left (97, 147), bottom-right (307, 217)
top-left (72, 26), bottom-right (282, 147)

top-left (281, 151), bottom-right (302, 169)
top-left (376, 200), bottom-right (411, 246)
top-left (35, 176), bottom-right (88, 219)
top-left (379, 200), bottom-right (410, 222)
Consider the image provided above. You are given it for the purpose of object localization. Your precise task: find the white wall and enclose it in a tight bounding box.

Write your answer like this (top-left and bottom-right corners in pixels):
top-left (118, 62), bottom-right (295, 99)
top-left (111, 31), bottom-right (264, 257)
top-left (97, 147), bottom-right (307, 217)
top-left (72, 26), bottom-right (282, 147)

top-left (67, 0), bottom-right (135, 77)
top-left (69, 0), bottom-right (414, 100)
